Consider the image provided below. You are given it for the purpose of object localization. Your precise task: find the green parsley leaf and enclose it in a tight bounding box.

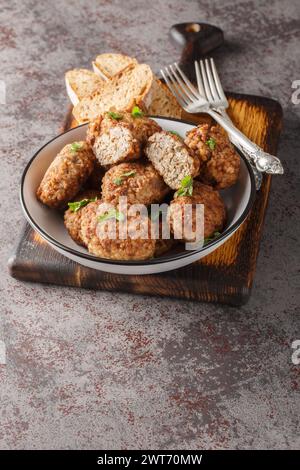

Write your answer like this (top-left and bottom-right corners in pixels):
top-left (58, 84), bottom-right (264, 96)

top-left (169, 130), bottom-right (181, 138)
top-left (121, 170), bottom-right (136, 177)
top-left (204, 231), bottom-right (221, 244)
top-left (68, 197), bottom-right (97, 212)
top-left (131, 105), bottom-right (144, 118)
top-left (107, 111), bottom-right (123, 120)
top-left (113, 170), bottom-right (136, 186)
top-left (70, 142), bottom-right (82, 153)
top-left (114, 177), bottom-right (123, 186)
top-left (175, 175), bottom-right (193, 198)
top-left (97, 209), bottom-right (125, 223)
top-left (206, 137), bottom-right (216, 150)
top-left (181, 175), bottom-right (193, 187)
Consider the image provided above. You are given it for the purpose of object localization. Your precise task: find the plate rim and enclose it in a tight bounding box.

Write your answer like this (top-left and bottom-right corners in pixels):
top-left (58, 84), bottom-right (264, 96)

top-left (20, 116), bottom-right (256, 267)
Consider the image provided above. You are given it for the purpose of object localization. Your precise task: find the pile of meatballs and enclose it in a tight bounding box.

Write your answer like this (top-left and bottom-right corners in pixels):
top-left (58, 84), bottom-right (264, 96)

top-left (36, 109), bottom-right (240, 261)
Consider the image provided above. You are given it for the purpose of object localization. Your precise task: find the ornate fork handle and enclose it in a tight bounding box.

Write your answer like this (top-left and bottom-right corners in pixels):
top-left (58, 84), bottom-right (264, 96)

top-left (240, 144), bottom-right (284, 174)
top-left (200, 108), bottom-right (284, 175)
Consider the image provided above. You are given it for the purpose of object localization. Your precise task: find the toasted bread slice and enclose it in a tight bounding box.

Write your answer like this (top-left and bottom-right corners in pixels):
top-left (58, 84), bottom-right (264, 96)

top-left (91, 61), bottom-right (182, 119)
top-left (73, 63), bottom-right (154, 123)
top-left (65, 69), bottom-right (105, 106)
top-left (92, 53), bottom-right (137, 79)
top-left (148, 78), bottom-right (182, 119)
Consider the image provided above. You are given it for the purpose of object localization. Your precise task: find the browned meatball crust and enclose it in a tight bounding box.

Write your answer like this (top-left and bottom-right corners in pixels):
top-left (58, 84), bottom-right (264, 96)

top-left (185, 124), bottom-right (240, 189)
top-left (86, 111), bottom-right (161, 166)
top-left (101, 162), bottom-right (169, 205)
top-left (154, 237), bottom-right (176, 257)
top-left (168, 181), bottom-right (226, 242)
top-left (153, 220), bottom-right (177, 257)
top-left (81, 201), bottom-right (156, 261)
top-left (36, 142), bottom-right (95, 208)
top-left (145, 131), bottom-right (200, 190)
top-left (64, 189), bottom-right (100, 246)
top-left (80, 199), bottom-right (102, 248)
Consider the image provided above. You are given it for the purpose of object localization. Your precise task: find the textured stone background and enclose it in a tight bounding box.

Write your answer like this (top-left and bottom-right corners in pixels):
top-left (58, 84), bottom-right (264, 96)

top-left (0, 0), bottom-right (299, 450)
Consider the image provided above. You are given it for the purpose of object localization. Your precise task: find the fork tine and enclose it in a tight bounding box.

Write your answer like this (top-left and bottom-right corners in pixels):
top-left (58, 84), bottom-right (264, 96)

top-left (161, 69), bottom-right (185, 107)
top-left (173, 62), bottom-right (200, 99)
top-left (164, 67), bottom-right (191, 105)
top-left (169, 65), bottom-right (197, 103)
top-left (210, 58), bottom-right (228, 104)
top-left (194, 60), bottom-right (206, 98)
top-left (205, 58), bottom-right (221, 101)
top-left (161, 68), bottom-right (189, 108)
top-left (199, 60), bottom-right (214, 102)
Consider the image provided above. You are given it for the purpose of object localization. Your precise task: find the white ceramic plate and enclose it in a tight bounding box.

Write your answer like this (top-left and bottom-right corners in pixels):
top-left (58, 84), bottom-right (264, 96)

top-left (20, 117), bottom-right (256, 275)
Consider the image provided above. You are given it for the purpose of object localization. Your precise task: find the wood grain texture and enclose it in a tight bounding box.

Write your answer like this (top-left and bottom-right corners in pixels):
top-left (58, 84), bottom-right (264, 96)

top-left (8, 92), bottom-right (282, 305)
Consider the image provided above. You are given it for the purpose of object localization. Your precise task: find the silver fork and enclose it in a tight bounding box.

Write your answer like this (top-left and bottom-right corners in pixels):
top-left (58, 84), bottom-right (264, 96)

top-left (161, 62), bottom-right (284, 176)
top-left (195, 58), bottom-right (262, 189)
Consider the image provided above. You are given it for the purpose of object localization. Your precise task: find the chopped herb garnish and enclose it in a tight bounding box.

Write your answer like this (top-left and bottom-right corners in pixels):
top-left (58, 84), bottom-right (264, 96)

top-left (204, 231), bottom-right (221, 244)
top-left (206, 137), bottom-right (216, 150)
top-left (68, 197), bottom-right (97, 212)
top-left (107, 111), bottom-right (123, 120)
top-left (97, 209), bottom-right (125, 223)
top-left (113, 170), bottom-right (136, 186)
top-left (121, 170), bottom-right (136, 177)
top-left (175, 175), bottom-right (193, 197)
top-left (131, 105), bottom-right (144, 117)
top-left (70, 142), bottom-right (82, 153)
top-left (169, 130), bottom-right (181, 138)
top-left (114, 177), bottom-right (123, 186)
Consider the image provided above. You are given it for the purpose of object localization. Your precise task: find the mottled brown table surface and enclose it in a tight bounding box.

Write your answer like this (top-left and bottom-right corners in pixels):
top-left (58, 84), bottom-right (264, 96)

top-left (0, 0), bottom-right (299, 450)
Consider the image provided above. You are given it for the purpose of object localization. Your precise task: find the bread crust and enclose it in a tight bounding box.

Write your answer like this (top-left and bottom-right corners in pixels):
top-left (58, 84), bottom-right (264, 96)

top-left (148, 78), bottom-right (182, 119)
top-left (73, 64), bottom-right (154, 123)
top-left (65, 69), bottom-right (104, 103)
top-left (93, 53), bottom-right (137, 79)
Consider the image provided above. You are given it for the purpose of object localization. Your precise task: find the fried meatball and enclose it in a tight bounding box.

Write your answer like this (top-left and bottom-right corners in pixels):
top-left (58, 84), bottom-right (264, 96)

top-left (86, 111), bottom-right (161, 166)
top-left (148, 210), bottom-right (177, 257)
top-left (145, 131), bottom-right (200, 190)
top-left (154, 237), bottom-right (176, 257)
top-left (36, 142), bottom-right (95, 208)
top-left (153, 220), bottom-right (177, 257)
top-left (81, 201), bottom-right (156, 261)
top-left (64, 189), bottom-right (100, 246)
top-left (80, 199), bottom-right (102, 248)
top-left (101, 162), bottom-right (169, 205)
top-left (185, 123), bottom-right (240, 189)
top-left (168, 181), bottom-right (226, 243)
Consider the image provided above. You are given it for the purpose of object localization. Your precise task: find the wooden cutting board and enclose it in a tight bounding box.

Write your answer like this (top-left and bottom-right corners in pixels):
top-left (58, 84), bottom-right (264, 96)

top-left (8, 92), bottom-right (282, 305)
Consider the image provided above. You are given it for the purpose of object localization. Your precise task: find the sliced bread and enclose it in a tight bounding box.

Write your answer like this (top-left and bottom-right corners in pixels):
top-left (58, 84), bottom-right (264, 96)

top-left (91, 53), bottom-right (182, 118)
top-left (73, 63), bottom-right (154, 123)
top-left (65, 69), bottom-right (105, 106)
top-left (148, 78), bottom-right (182, 119)
top-left (92, 53), bottom-right (137, 79)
